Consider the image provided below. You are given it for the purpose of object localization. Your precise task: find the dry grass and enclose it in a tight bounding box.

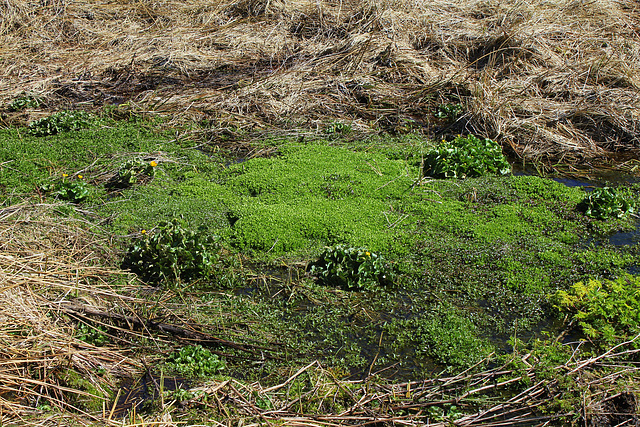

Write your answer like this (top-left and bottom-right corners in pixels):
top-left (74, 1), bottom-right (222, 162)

top-left (1, 0), bottom-right (639, 162)
top-left (0, 203), bottom-right (142, 424)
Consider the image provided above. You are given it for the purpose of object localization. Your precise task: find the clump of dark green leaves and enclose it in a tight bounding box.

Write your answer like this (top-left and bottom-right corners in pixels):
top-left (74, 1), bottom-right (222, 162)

top-left (76, 323), bottom-right (109, 346)
top-left (325, 121), bottom-right (352, 135)
top-left (122, 219), bottom-right (218, 285)
top-left (40, 176), bottom-right (90, 202)
top-left (166, 345), bottom-right (225, 378)
top-left (581, 186), bottom-right (636, 220)
top-left (8, 94), bottom-right (43, 111)
top-left (424, 134), bottom-right (511, 179)
top-left (434, 103), bottom-right (463, 122)
top-left (28, 110), bottom-right (96, 136)
top-left (309, 244), bottom-right (392, 291)
top-left (108, 158), bottom-right (157, 189)
top-left (551, 275), bottom-right (640, 346)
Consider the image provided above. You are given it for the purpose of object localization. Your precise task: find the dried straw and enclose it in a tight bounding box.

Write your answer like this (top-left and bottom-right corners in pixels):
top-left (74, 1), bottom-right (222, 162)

top-left (1, 0), bottom-right (639, 162)
top-left (0, 203), bottom-right (141, 424)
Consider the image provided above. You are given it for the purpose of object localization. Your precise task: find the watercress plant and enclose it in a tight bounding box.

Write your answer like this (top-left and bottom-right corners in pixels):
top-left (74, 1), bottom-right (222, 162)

top-left (424, 134), bottom-right (511, 179)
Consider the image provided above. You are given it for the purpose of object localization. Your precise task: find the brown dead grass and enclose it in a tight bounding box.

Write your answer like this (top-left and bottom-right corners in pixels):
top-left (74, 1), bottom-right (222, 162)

top-left (1, 0), bottom-right (639, 162)
top-left (0, 203), bottom-right (142, 424)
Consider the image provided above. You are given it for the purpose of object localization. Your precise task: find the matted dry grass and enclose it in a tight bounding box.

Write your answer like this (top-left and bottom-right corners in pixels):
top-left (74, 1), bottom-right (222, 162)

top-left (0, 203), bottom-right (143, 424)
top-left (1, 0), bottom-right (639, 162)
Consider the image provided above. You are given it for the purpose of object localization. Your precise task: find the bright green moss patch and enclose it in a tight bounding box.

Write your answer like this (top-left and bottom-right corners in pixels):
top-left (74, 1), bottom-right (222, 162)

top-left (0, 122), bottom-right (184, 198)
top-left (222, 144), bottom-right (415, 255)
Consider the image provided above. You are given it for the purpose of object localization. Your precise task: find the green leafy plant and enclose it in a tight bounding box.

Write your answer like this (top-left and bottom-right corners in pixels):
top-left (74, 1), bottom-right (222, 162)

top-left (581, 186), bottom-right (636, 220)
top-left (424, 134), bottom-right (511, 179)
top-left (108, 158), bottom-right (157, 189)
top-left (40, 175), bottom-right (90, 202)
top-left (309, 244), bottom-right (392, 291)
top-left (8, 94), bottom-right (43, 111)
top-left (122, 219), bottom-right (218, 285)
top-left (76, 323), bottom-right (109, 346)
top-left (28, 110), bottom-right (96, 136)
top-left (167, 345), bottom-right (225, 378)
top-left (551, 275), bottom-right (640, 346)
top-left (434, 103), bottom-right (463, 121)
top-left (324, 121), bottom-right (352, 135)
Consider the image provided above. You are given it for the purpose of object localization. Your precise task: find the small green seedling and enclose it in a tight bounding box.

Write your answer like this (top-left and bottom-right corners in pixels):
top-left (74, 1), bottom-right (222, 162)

top-left (122, 219), bottom-right (218, 285)
top-left (309, 244), bottom-right (392, 291)
top-left (28, 110), bottom-right (96, 136)
top-left (77, 323), bottom-right (109, 346)
top-left (324, 121), bottom-right (352, 135)
top-left (581, 186), bottom-right (635, 220)
top-left (424, 134), bottom-right (511, 179)
top-left (167, 345), bottom-right (225, 378)
top-left (40, 174), bottom-right (90, 202)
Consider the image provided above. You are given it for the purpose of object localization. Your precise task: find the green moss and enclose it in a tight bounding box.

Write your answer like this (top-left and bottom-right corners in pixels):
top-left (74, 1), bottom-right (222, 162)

top-left (57, 368), bottom-right (111, 412)
top-left (385, 304), bottom-right (493, 367)
top-left (0, 122), bottom-right (181, 199)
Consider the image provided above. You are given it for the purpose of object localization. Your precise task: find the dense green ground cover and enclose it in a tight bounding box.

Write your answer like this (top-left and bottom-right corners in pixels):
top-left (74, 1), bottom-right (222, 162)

top-left (2, 118), bottom-right (639, 380)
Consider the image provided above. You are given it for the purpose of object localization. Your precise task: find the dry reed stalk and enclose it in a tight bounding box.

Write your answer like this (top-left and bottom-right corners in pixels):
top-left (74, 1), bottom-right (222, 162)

top-left (1, 0), bottom-right (638, 164)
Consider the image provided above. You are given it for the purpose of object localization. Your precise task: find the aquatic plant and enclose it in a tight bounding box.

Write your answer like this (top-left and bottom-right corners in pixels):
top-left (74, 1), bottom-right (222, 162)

top-left (423, 134), bottom-right (511, 179)
top-left (167, 345), bottom-right (225, 378)
top-left (8, 94), bottom-right (43, 111)
top-left (40, 174), bottom-right (90, 202)
top-left (122, 219), bottom-right (218, 285)
top-left (108, 158), bottom-right (157, 189)
top-left (434, 103), bottom-right (463, 122)
top-left (308, 244), bottom-right (392, 291)
top-left (324, 121), bottom-right (352, 135)
top-left (28, 111), bottom-right (96, 136)
top-left (76, 323), bottom-right (109, 346)
top-left (551, 275), bottom-right (640, 346)
top-left (581, 186), bottom-right (636, 220)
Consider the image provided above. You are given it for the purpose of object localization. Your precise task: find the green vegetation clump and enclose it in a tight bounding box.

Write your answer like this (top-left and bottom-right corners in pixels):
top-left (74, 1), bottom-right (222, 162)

top-left (221, 144), bottom-right (414, 255)
top-left (434, 103), bottom-right (463, 121)
top-left (167, 345), bottom-right (225, 378)
top-left (76, 323), bottom-right (109, 346)
top-left (324, 121), bottom-right (352, 135)
top-left (582, 186), bottom-right (636, 220)
top-left (28, 111), bottom-right (97, 136)
top-left (108, 158), bottom-right (157, 189)
top-left (385, 305), bottom-right (493, 367)
top-left (122, 219), bottom-right (219, 286)
top-left (309, 245), bottom-right (392, 291)
top-left (8, 94), bottom-right (43, 111)
top-left (551, 275), bottom-right (640, 346)
top-left (424, 134), bottom-right (511, 179)
top-left (40, 175), bottom-right (90, 202)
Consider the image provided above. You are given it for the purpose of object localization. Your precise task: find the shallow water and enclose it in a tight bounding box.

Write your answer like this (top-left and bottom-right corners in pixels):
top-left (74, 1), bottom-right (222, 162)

top-left (112, 373), bottom-right (189, 418)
